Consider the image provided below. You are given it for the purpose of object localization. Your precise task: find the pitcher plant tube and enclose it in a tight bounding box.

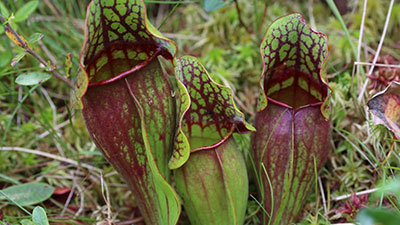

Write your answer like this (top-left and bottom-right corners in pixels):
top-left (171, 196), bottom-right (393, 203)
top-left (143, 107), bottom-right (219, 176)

top-left (251, 13), bottom-right (332, 225)
top-left (173, 56), bottom-right (255, 225)
top-left (74, 0), bottom-right (181, 224)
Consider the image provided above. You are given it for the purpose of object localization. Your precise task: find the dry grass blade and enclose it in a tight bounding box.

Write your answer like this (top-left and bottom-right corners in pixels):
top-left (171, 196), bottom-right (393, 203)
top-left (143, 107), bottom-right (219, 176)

top-left (357, 0), bottom-right (395, 103)
top-left (0, 146), bottom-right (102, 173)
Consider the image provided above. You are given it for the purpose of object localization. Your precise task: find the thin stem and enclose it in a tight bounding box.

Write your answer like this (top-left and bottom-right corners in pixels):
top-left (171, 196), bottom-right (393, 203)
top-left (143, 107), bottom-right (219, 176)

top-left (157, 0), bottom-right (183, 29)
top-left (233, 0), bottom-right (253, 34)
top-left (0, 14), bottom-right (74, 89)
top-left (0, 146), bottom-right (102, 173)
top-left (357, 0), bottom-right (394, 103)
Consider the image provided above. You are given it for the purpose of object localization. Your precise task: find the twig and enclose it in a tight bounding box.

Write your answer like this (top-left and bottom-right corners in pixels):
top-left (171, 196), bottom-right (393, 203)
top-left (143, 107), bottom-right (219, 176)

top-left (60, 181), bottom-right (76, 216)
top-left (0, 14), bottom-right (74, 89)
top-left (308, 0), bottom-right (316, 30)
top-left (100, 173), bottom-right (112, 220)
top-left (233, 0), bottom-right (253, 34)
top-left (353, 0), bottom-right (367, 93)
top-left (354, 62), bottom-right (400, 68)
top-left (357, 0), bottom-right (395, 103)
top-left (75, 184), bottom-right (85, 216)
top-left (356, 0), bottom-right (367, 72)
top-left (318, 177), bottom-right (327, 215)
top-left (0, 146), bottom-right (101, 173)
top-left (333, 188), bottom-right (378, 201)
top-left (258, 0), bottom-right (268, 34)
top-left (38, 120), bottom-right (70, 138)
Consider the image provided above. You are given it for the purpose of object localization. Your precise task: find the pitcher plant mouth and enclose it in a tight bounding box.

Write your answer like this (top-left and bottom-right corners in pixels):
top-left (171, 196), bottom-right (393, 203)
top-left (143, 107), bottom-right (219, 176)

top-left (74, 0), bottom-right (177, 110)
top-left (263, 66), bottom-right (327, 110)
top-left (257, 13), bottom-right (331, 119)
top-left (86, 45), bottom-right (162, 86)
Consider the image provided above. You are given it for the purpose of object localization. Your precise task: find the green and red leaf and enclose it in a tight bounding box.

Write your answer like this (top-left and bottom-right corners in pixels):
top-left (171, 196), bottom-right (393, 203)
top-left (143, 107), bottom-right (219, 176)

top-left (174, 138), bottom-right (248, 225)
top-left (258, 13), bottom-right (330, 118)
top-left (169, 56), bottom-right (255, 169)
top-left (76, 1), bottom-right (180, 224)
top-left (74, 0), bottom-right (176, 109)
top-left (368, 81), bottom-right (400, 139)
top-left (252, 13), bottom-right (332, 225)
top-left (171, 56), bottom-right (251, 225)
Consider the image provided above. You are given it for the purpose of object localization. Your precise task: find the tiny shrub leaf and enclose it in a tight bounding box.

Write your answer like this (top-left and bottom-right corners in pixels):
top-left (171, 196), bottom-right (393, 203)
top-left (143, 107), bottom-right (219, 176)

top-left (16, 72), bottom-right (51, 86)
top-left (14, 0), bottom-right (39, 22)
top-left (204, 0), bottom-right (231, 12)
top-left (11, 52), bottom-right (27, 67)
top-left (0, 183), bottom-right (55, 206)
top-left (27, 33), bottom-right (44, 44)
top-left (0, 2), bottom-right (10, 18)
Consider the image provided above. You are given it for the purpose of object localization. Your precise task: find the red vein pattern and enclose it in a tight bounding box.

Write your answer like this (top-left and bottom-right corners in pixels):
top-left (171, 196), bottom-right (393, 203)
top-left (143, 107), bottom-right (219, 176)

top-left (252, 13), bottom-right (331, 225)
top-left (175, 56), bottom-right (252, 152)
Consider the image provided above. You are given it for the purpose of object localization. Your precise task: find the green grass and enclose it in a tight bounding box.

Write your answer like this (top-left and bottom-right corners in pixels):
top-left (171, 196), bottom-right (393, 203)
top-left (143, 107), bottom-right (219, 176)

top-left (1, 0), bottom-right (400, 224)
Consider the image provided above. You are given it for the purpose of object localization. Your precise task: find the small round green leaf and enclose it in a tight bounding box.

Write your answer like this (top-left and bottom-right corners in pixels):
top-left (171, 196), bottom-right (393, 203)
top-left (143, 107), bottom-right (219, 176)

top-left (16, 72), bottom-right (51, 86)
top-left (32, 206), bottom-right (49, 225)
top-left (14, 0), bottom-right (39, 22)
top-left (27, 33), bottom-right (44, 44)
top-left (11, 52), bottom-right (27, 67)
top-left (0, 183), bottom-right (55, 206)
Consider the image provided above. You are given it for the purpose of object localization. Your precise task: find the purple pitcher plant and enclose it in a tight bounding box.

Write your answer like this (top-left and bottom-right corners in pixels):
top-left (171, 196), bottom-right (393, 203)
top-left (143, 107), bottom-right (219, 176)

top-left (74, 0), bottom-right (331, 224)
top-left (251, 13), bottom-right (332, 225)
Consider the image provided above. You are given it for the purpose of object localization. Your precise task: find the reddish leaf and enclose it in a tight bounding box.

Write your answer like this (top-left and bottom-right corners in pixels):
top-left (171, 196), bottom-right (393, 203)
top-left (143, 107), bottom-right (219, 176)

top-left (367, 81), bottom-right (400, 139)
top-left (52, 187), bottom-right (71, 195)
top-left (169, 56), bottom-right (255, 169)
top-left (252, 13), bottom-right (331, 225)
top-left (77, 1), bottom-right (180, 224)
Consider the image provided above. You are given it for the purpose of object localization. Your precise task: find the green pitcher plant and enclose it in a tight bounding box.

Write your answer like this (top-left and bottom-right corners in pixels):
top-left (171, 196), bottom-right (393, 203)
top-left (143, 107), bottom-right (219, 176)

top-left (173, 56), bottom-right (254, 225)
top-left (251, 13), bottom-right (332, 225)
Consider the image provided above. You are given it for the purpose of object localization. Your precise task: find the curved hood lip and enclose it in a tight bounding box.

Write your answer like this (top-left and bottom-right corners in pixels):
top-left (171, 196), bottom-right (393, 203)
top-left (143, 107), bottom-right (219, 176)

top-left (257, 12), bottom-right (332, 120)
top-left (75, 0), bottom-right (178, 108)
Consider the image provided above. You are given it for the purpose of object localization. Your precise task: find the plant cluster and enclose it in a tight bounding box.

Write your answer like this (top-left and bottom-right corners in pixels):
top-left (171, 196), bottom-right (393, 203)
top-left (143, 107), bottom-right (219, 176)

top-left (0, 0), bottom-right (399, 225)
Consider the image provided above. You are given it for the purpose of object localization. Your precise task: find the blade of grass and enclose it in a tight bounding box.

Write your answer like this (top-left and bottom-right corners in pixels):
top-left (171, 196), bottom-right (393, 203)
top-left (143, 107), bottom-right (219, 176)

top-left (0, 173), bottom-right (21, 185)
top-left (325, 0), bottom-right (357, 57)
top-left (0, 190), bottom-right (32, 216)
top-left (261, 162), bottom-right (273, 225)
top-left (1, 85), bottom-right (39, 145)
top-left (0, 146), bottom-right (101, 173)
top-left (157, 0), bottom-right (184, 29)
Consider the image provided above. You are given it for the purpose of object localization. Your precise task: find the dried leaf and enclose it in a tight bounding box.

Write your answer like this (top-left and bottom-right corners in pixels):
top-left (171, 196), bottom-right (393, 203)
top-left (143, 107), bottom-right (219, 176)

top-left (367, 81), bottom-right (400, 139)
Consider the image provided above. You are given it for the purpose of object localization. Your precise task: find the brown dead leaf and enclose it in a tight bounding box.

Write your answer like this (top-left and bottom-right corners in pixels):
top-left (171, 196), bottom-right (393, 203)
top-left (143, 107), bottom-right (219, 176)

top-left (367, 81), bottom-right (400, 139)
